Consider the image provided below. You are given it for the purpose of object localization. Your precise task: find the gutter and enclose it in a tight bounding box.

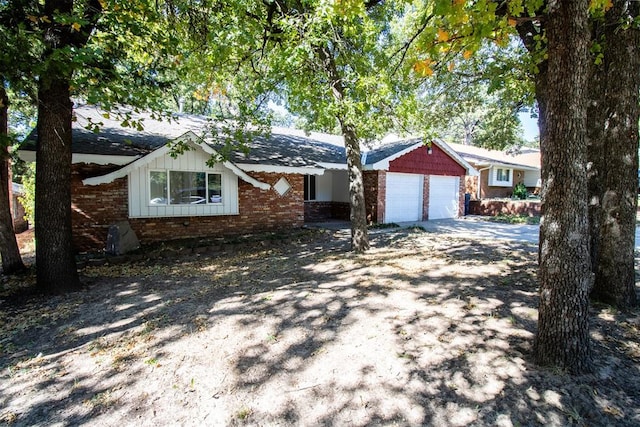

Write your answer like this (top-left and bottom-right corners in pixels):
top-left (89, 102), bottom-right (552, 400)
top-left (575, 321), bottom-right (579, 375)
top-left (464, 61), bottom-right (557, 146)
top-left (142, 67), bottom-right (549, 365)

top-left (476, 167), bottom-right (491, 200)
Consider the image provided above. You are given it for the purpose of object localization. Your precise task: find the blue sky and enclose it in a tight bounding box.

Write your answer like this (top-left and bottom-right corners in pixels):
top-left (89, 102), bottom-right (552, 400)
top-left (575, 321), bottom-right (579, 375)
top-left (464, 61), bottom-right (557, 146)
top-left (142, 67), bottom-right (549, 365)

top-left (519, 112), bottom-right (539, 142)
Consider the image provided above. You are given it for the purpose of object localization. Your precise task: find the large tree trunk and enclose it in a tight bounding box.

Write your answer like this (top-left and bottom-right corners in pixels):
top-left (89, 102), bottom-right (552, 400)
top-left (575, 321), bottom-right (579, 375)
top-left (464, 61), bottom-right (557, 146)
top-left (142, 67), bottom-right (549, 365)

top-left (35, 73), bottom-right (80, 293)
top-left (0, 87), bottom-right (26, 274)
top-left (587, 1), bottom-right (640, 310)
top-left (533, 0), bottom-right (593, 373)
top-left (316, 45), bottom-right (369, 252)
top-left (341, 121), bottom-right (369, 253)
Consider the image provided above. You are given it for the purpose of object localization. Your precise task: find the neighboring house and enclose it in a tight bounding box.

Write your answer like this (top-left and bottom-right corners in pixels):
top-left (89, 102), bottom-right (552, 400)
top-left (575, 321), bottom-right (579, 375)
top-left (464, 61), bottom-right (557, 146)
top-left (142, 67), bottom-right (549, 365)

top-left (19, 105), bottom-right (475, 251)
top-left (448, 143), bottom-right (541, 200)
top-left (10, 182), bottom-right (28, 233)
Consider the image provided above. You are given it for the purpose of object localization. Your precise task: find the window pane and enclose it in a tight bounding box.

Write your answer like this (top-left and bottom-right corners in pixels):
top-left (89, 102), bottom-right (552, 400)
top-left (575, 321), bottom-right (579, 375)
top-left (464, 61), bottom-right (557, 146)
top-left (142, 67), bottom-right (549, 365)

top-left (505, 170), bottom-right (511, 181)
top-left (208, 174), bottom-right (222, 203)
top-left (304, 175), bottom-right (309, 200)
top-left (170, 171), bottom-right (206, 204)
top-left (150, 171), bottom-right (168, 204)
top-left (309, 175), bottom-right (316, 200)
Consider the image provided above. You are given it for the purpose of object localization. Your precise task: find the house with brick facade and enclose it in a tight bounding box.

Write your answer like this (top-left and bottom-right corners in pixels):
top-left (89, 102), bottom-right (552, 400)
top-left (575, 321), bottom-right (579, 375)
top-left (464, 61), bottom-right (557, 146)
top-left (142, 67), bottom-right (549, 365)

top-left (19, 105), bottom-right (475, 252)
top-left (448, 143), bottom-right (541, 200)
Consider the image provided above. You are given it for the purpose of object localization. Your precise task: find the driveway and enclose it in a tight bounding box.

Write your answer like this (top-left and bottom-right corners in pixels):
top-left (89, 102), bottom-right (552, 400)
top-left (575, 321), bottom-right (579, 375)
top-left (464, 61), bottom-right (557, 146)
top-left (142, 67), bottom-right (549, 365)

top-left (313, 216), bottom-right (640, 249)
top-left (398, 217), bottom-right (540, 244)
top-left (400, 216), bottom-right (640, 249)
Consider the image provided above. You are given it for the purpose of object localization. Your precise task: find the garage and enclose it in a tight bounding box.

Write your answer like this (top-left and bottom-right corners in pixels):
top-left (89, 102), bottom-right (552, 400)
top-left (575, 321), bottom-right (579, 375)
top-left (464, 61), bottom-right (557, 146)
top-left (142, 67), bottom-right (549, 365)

top-left (385, 172), bottom-right (423, 222)
top-left (428, 175), bottom-right (459, 219)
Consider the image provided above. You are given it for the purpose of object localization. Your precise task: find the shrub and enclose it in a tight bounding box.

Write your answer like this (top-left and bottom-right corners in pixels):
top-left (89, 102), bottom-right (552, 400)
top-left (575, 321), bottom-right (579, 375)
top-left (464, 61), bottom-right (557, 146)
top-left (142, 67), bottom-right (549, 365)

top-left (512, 182), bottom-right (528, 200)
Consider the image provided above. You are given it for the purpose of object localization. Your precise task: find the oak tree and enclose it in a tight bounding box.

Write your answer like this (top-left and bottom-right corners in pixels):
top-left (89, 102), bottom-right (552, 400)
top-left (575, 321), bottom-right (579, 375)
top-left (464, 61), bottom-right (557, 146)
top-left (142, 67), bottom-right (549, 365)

top-left (0, 86), bottom-right (26, 274)
top-left (1, 0), bottom-right (181, 293)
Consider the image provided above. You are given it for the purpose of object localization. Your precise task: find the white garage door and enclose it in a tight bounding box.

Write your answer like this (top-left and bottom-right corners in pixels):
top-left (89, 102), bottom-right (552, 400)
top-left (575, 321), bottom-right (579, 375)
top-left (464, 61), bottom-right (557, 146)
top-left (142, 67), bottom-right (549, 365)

top-left (428, 176), bottom-right (459, 219)
top-left (385, 173), bottom-right (423, 223)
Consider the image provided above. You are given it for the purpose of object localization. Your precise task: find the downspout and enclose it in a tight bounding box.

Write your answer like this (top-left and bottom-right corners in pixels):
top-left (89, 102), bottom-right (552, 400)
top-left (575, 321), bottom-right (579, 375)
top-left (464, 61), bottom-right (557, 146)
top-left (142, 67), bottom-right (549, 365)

top-left (476, 167), bottom-right (491, 200)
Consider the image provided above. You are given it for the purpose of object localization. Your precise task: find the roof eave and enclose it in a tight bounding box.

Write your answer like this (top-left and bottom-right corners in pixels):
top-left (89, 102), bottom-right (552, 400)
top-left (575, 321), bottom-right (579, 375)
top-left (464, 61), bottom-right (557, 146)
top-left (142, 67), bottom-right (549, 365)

top-left (82, 132), bottom-right (271, 190)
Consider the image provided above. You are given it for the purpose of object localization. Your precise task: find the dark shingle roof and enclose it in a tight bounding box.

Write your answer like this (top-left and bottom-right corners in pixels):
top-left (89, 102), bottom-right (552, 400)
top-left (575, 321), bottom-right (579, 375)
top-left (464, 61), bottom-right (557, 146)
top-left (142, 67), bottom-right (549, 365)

top-left (364, 138), bottom-right (422, 165)
top-left (21, 104), bottom-right (346, 167)
top-left (229, 133), bottom-right (345, 167)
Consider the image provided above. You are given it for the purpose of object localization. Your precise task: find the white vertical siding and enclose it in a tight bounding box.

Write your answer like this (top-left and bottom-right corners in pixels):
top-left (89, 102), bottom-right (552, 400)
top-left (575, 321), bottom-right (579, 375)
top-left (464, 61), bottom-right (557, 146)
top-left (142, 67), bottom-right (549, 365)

top-left (128, 147), bottom-right (239, 218)
top-left (523, 170), bottom-right (541, 187)
top-left (331, 170), bottom-right (350, 202)
top-left (315, 173), bottom-right (333, 201)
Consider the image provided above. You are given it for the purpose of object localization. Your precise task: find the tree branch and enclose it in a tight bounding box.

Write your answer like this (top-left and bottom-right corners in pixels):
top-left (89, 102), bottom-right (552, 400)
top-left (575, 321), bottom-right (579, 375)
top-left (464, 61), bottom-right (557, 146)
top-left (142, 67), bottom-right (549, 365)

top-left (391, 12), bottom-right (435, 76)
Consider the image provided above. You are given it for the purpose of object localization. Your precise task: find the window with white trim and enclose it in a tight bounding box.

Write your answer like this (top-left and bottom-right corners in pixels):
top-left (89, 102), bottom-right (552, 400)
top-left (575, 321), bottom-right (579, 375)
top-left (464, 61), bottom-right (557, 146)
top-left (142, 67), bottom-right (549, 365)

top-left (149, 170), bottom-right (223, 205)
top-left (304, 175), bottom-right (316, 201)
top-left (489, 167), bottom-right (513, 187)
top-left (496, 168), bottom-right (510, 182)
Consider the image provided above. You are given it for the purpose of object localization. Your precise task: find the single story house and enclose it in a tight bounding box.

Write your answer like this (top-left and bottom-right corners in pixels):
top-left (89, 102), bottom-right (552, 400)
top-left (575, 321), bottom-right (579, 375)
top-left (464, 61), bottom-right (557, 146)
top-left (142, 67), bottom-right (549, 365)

top-left (19, 105), bottom-right (476, 251)
top-left (447, 143), bottom-right (541, 200)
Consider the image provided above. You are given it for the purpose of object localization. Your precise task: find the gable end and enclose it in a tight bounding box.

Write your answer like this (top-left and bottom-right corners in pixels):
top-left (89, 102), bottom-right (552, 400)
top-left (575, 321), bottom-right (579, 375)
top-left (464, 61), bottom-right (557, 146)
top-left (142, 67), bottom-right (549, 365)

top-left (389, 144), bottom-right (466, 176)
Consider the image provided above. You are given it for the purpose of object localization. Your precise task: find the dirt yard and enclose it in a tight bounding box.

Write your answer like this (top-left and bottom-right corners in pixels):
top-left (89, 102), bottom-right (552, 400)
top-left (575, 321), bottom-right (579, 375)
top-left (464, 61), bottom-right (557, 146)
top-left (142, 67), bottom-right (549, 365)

top-left (1, 228), bottom-right (639, 426)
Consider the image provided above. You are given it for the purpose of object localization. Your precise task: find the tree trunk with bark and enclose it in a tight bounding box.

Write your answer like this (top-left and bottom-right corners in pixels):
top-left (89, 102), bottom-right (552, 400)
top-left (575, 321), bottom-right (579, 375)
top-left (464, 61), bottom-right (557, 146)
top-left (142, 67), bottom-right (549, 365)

top-left (341, 121), bottom-right (369, 253)
top-left (35, 72), bottom-right (80, 293)
top-left (317, 45), bottom-right (369, 253)
top-left (0, 87), bottom-right (26, 274)
top-left (587, 1), bottom-right (640, 310)
top-left (533, 0), bottom-right (593, 373)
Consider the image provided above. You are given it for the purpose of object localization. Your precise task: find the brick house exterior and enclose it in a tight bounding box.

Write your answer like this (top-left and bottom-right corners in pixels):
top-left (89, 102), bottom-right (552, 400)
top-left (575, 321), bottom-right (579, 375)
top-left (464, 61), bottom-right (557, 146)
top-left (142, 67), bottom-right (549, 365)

top-left (448, 143), bottom-right (541, 200)
top-left (364, 144), bottom-right (469, 223)
top-left (71, 164), bottom-right (306, 251)
top-left (20, 105), bottom-right (477, 252)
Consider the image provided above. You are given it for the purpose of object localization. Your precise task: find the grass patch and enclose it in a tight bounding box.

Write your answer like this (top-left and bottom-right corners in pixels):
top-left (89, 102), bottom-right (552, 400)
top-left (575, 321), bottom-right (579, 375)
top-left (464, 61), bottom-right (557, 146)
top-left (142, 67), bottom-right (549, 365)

top-left (485, 214), bottom-right (540, 225)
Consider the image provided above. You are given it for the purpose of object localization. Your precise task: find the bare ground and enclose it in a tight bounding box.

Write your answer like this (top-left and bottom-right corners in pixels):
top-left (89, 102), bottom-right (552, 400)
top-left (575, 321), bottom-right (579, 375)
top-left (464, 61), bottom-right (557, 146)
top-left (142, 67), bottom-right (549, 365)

top-left (1, 228), bottom-right (639, 426)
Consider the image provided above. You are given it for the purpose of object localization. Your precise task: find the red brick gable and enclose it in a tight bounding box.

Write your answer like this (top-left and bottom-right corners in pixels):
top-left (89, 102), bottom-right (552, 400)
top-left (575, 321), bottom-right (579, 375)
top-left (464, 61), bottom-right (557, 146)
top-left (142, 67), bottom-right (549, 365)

top-left (388, 144), bottom-right (466, 176)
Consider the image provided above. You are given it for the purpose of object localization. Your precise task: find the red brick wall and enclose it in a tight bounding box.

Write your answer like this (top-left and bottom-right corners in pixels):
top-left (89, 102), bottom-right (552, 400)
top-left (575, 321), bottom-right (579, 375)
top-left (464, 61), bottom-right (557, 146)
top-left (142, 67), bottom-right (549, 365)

top-left (469, 200), bottom-right (541, 216)
top-left (458, 177), bottom-right (466, 217)
top-left (389, 144), bottom-right (466, 176)
top-left (465, 176), bottom-right (478, 200)
top-left (477, 169), bottom-right (528, 199)
top-left (304, 201), bottom-right (350, 221)
top-left (71, 165), bottom-right (305, 251)
top-left (71, 164), bottom-right (128, 250)
top-left (364, 170), bottom-right (386, 223)
top-left (422, 175), bottom-right (430, 220)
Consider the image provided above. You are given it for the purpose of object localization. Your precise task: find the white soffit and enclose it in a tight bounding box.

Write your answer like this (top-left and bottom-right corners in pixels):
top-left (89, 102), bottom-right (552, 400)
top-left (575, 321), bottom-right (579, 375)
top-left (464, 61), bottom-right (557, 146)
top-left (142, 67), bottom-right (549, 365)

top-left (18, 150), bottom-right (139, 166)
top-left (315, 162), bottom-right (347, 170)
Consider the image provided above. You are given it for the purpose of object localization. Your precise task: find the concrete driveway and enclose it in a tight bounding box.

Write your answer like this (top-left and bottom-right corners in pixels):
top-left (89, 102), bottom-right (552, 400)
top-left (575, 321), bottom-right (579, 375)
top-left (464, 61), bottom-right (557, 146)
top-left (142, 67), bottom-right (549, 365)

top-left (398, 217), bottom-right (540, 244)
top-left (310, 216), bottom-right (640, 248)
top-left (398, 216), bottom-right (640, 249)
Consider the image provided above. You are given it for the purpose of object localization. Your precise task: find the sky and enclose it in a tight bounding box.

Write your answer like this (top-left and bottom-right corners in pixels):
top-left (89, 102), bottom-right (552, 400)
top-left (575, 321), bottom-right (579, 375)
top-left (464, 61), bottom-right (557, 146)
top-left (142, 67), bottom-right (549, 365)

top-left (519, 112), bottom-right (539, 143)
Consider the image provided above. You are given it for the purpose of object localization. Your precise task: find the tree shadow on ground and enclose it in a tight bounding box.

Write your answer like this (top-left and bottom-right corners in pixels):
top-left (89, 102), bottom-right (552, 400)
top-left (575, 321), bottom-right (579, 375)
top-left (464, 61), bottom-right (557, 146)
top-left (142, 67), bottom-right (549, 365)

top-left (0, 228), bottom-right (638, 426)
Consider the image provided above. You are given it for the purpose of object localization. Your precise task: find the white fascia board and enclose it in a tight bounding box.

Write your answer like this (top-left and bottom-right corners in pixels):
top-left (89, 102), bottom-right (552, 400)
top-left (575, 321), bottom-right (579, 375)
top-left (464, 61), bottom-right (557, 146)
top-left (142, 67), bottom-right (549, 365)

top-left (369, 141), bottom-right (423, 171)
top-left (82, 131), bottom-right (270, 190)
top-left (488, 162), bottom-right (539, 172)
top-left (366, 139), bottom-right (479, 176)
top-left (19, 150), bottom-right (139, 166)
top-left (315, 162), bottom-right (347, 171)
top-left (73, 153), bottom-right (139, 165)
top-left (220, 161), bottom-right (271, 189)
top-left (236, 163), bottom-right (326, 176)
